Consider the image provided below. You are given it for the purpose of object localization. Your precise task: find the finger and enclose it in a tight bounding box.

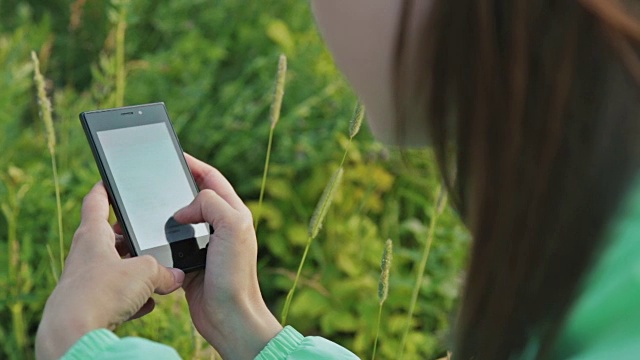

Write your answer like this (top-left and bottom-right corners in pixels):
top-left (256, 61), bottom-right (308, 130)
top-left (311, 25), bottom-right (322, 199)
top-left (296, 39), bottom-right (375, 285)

top-left (113, 223), bottom-right (130, 257)
top-left (184, 153), bottom-right (247, 211)
top-left (70, 182), bottom-right (117, 257)
top-left (173, 189), bottom-right (237, 227)
top-left (182, 271), bottom-right (205, 306)
top-left (133, 256), bottom-right (185, 295)
top-left (115, 234), bottom-right (131, 258)
top-left (155, 266), bottom-right (185, 295)
top-left (113, 222), bottom-right (123, 235)
top-left (80, 182), bottom-right (111, 227)
top-left (182, 271), bottom-right (204, 295)
top-left (128, 298), bottom-right (155, 321)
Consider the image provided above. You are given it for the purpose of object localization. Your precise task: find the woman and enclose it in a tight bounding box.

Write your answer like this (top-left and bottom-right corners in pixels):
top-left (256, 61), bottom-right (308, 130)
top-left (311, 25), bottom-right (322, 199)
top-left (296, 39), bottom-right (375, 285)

top-left (36, 0), bottom-right (640, 358)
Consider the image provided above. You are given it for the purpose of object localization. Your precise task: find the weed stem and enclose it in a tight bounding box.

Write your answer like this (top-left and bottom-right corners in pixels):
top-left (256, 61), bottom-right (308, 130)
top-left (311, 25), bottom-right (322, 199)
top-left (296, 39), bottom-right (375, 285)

top-left (371, 304), bottom-right (383, 360)
top-left (114, 0), bottom-right (127, 107)
top-left (51, 155), bottom-right (64, 272)
top-left (254, 54), bottom-right (287, 233)
top-left (254, 126), bottom-right (274, 232)
top-left (399, 185), bottom-right (448, 359)
top-left (280, 236), bottom-right (312, 325)
top-left (32, 51), bottom-right (64, 277)
top-left (339, 139), bottom-right (351, 168)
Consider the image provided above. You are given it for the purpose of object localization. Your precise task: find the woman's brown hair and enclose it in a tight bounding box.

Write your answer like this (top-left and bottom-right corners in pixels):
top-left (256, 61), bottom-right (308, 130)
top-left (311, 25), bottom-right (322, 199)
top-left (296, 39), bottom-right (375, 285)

top-left (395, 0), bottom-right (640, 358)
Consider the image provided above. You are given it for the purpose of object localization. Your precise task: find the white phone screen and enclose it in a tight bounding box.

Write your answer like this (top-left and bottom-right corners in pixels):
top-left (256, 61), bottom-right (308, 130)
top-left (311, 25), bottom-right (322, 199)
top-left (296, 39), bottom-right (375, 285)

top-left (97, 122), bottom-right (209, 250)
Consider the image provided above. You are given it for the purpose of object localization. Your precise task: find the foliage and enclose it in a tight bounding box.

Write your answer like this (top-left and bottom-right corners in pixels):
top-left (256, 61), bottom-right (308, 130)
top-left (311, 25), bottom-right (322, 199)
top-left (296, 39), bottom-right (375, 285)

top-left (0, 1), bottom-right (469, 359)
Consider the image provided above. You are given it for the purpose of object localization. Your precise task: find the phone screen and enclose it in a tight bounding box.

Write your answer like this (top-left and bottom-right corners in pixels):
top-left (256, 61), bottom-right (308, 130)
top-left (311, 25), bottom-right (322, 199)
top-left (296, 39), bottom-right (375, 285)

top-left (96, 122), bottom-right (209, 251)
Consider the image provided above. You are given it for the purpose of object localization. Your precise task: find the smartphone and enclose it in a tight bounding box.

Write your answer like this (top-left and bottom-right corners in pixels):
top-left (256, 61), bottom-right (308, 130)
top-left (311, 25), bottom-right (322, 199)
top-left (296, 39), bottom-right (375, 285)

top-left (80, 102), bottom-right (210, 272)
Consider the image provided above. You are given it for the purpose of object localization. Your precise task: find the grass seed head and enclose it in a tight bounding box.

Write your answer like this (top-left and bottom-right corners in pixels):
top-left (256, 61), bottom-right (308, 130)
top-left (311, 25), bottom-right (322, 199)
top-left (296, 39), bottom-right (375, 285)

top-left (378, 239), bottom-right (393, 304)
top-left (308, 167), bottom-right (344, 239)
top-left (348, 103), bottom-right (365, 138)
top-left (31, 51), bottom-right (56, 155)
top-left (270, 54), bottom-right (287, 129)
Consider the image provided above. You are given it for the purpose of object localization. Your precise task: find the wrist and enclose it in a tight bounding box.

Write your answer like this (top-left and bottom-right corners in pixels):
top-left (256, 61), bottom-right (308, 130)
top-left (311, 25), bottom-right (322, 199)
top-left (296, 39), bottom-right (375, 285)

top-left (36, 296), bottom-right (100, 360)
top-left (36, 318), bottom-right (93, 360)
top-left (202, 297), bottom-right (283, 360)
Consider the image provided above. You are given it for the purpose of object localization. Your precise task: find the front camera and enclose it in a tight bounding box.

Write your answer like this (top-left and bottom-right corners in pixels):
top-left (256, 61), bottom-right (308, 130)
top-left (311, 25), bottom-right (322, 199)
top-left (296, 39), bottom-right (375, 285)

top-left (138, 111), bottom-right (143, 115)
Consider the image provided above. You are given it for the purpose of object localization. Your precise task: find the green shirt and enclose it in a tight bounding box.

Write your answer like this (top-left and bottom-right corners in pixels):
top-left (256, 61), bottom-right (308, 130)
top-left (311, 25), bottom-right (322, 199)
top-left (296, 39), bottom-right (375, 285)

top-left (61, 326), bottom-right (357, 360)
top-left (550, 177), bottom-right (640, 359)
top-left (62, 182), bottom-right (640, 359)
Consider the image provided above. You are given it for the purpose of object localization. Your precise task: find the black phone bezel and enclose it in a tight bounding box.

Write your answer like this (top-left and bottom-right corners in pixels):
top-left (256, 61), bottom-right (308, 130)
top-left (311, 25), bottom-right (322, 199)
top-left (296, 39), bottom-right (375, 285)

top-left (79, 102), bottom-right (209, 272)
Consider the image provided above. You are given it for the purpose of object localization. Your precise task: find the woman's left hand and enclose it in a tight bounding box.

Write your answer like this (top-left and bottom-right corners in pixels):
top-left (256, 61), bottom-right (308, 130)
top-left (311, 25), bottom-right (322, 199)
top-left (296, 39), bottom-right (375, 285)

top-left (35, 182), bottom-right (185, 360)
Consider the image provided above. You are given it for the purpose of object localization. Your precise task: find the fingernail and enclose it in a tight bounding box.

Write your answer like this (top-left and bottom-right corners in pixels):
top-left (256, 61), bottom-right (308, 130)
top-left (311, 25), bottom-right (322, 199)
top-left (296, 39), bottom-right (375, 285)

top-left (170, 268), bottom-right (185, 284)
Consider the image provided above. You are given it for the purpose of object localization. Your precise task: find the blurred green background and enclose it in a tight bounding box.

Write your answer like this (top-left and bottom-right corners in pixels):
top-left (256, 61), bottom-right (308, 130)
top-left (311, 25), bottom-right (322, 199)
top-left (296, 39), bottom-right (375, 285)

top-left (0, 0), bottom-right (469, 359)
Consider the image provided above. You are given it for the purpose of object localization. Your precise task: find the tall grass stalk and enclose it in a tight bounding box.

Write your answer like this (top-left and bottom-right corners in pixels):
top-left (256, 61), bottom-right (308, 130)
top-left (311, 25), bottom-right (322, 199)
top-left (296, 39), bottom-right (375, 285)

top-left (372, 239), bottom-right (393, 360)
top-left (32, 51), bottom-right (64, 277)
top-left (114, 0), bottom-right (128, 107)
top-left (281, 103), bottom-right (363, 324)
top-left (280, 167), bottom-right (343, 325)
top-left (399, 185), bottom-right (448, 359)
top-left (255, 54), bottom-right (287, 232)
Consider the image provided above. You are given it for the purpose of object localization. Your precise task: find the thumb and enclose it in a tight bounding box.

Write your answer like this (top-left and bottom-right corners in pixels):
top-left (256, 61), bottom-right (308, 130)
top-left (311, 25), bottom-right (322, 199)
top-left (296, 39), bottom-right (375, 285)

top-left (132, 256), bottom-right (185, 295)
top-left (174, 189), bottom-right (235, 227)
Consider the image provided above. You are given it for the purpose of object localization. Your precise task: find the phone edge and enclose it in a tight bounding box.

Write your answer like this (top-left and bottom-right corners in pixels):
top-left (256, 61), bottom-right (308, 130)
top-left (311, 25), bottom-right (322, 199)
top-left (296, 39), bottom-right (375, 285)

top-left (78, 111), bottom-right (139, 258)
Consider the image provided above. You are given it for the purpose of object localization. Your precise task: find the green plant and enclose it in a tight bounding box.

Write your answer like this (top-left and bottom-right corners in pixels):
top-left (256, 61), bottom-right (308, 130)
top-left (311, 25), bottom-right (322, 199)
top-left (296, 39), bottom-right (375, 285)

top-left (1, 167), bottom-right (33, 355)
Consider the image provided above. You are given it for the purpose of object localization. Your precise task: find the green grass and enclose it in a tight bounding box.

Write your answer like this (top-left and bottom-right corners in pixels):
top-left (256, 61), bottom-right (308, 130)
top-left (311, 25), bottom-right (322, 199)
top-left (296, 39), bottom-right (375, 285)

top-left (0, 1), bottom-right (469, 359)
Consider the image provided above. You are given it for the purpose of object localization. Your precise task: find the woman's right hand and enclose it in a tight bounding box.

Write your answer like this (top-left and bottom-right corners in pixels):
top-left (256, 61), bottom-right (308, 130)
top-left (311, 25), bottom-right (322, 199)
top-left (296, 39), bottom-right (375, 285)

top-left (173, 154), bottom-right (282, 360)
